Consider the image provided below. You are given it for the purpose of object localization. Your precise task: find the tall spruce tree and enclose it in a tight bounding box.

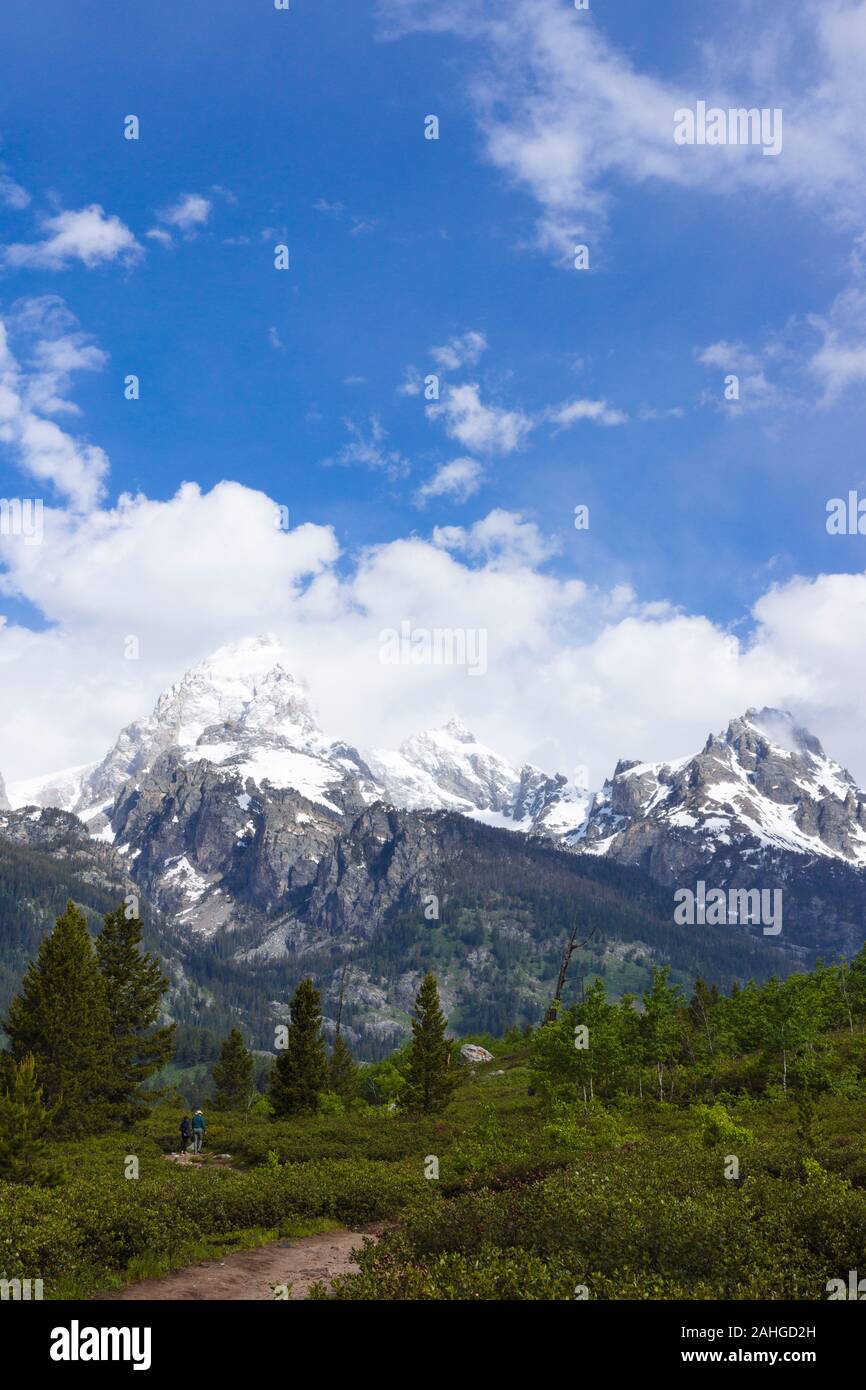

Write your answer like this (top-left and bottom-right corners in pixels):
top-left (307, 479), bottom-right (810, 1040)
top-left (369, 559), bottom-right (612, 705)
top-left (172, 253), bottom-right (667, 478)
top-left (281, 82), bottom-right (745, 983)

top-left (213, 1027), bottom-right (255, 1110)
top-left (403, 972), bottom-right (458, 1114)
top-left (270, 978), bottom-right (328, 1116)
top-left (4, 900), bottom-right (114, 1136)
top-left (96, 904), bottom-right (175, 1125)
top-left (0, 1054), bottom-right (64, 1186)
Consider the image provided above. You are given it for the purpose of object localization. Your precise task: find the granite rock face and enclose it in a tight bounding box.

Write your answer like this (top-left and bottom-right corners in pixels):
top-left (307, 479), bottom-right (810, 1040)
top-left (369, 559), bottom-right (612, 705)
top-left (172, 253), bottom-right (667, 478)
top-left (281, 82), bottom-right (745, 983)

top-left (109, 749), bottom-right (359, 931)
top-left (0, 805), bottom-right (138, 902)
top-left (579, 708), bottom-right (866, 881)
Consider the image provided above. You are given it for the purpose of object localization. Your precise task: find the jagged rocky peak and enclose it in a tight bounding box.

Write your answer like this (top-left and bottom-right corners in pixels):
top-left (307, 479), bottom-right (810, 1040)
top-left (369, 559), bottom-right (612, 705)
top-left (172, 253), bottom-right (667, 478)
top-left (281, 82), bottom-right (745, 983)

top-left (582, 707), bottom-right (866, 871)
top-left (367, 716), bottom-right (589, 836)
top-left (24, 635), bottom-right (332, 822)
top-left (0, 771), bottom-right (9, 812)
top-left (7, 638), bottom-right (590, 882)
top-left (150, 635), bottom-right (321, 750)
top-left (712, 707), bottom-right (826, 761)
top-left (397, 718), bottom-right (524, 811)
top-left (440, 716), bottom-right (475, 743)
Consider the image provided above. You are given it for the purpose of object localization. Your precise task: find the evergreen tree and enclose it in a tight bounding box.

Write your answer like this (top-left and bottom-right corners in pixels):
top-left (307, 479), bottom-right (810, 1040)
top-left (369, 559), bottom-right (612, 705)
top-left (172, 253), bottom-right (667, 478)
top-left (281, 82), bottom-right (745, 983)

top-left (96, 904), bottom-right (175, 1125)
top-left (328, 1032), bottom-right (358, 1104)
top-left (403, 972), bottom-right (458, 1114)
top-left (213, 1027), bottom-right (254, 1110)
top-left (269, 978), bottom-right (328, 1116)
top-left (4, 901), bottom-right (114, 1135)
top-left (641, 966), bottom-right (684, 1102)
top-left (0, 1054), bottom-right (64, 1186)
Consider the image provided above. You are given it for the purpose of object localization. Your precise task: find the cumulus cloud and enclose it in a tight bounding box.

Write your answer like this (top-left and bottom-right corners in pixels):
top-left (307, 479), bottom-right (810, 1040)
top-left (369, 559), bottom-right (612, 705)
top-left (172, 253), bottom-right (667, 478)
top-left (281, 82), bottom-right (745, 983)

top-left (430, 330), bottom-right (488, 371)
top-left (414, 457), bottom-right (484, 506)
top-left (549, 398), bottom-right (629, 428)
top-left (3, 204), bottom-right (142, 270)
top-left (427, 383), bottom-right (532, 454)
top-left (0, 299), bottom-right (109, 508)
top-left (3, 469), bottom-right (866, 790)
top-left (432, 508), bottom-right (559, 567)
top-left (155, 193), bottom-right (213, 236)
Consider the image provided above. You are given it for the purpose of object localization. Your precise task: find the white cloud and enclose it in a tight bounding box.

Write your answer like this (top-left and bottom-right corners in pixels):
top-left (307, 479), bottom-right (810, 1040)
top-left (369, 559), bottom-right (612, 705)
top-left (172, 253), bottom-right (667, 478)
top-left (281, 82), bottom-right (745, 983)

top-left (4, 469), bottom-right (866, 791)
top-left (380, 0), bottom-right (866, 258)
top-left (398, 367), bottom-right (422, 396)
top-left (696, 339), bottom-right (784, 411)
top-left (430, 330), bottom-right (488, 371)
top-left (808, 284), bottom-right (866, 403)
top-left (695, 274), bottom-right (866, 411)
top-left (427, 382), bottom-right (532, 454)
top-left (157, 193), bottom-right (212, 235)
top-left (322, 416), bottom-right (410, 479)
top-left (549, 398), bottom-right (628, 428)
top-left (432, 508), bottom-right (558, 567)
top-left (3, 205), bottom-right (142, 270)
top-left (0, 170), bottom-right (30, 210)
top-left (414, 456), bottom-right (484, 506)
top-left (145, 227), bottom-right (174, 249)
top-left (0, 299), bottom-right (109, 508)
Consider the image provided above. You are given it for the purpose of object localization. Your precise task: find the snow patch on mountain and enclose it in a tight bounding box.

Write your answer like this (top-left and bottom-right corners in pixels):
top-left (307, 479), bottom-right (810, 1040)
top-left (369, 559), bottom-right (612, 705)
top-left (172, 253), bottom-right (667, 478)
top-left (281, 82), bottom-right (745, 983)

top-left (580, 707), bottom-right (866, 869)
top-left (10, 639), bottom-right (588, 840)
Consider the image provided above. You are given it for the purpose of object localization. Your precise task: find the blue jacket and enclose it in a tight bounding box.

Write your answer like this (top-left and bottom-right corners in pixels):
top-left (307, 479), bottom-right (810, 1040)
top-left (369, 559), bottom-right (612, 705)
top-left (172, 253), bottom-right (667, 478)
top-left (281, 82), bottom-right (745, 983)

top-left (192, 1114), bottom-right (205, 1131)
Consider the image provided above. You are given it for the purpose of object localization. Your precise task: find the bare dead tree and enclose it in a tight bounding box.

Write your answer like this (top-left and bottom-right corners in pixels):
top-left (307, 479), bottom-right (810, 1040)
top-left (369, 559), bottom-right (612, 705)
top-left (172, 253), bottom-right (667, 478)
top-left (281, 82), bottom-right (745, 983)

top-left (544, 923), bottom-right (597, 1024)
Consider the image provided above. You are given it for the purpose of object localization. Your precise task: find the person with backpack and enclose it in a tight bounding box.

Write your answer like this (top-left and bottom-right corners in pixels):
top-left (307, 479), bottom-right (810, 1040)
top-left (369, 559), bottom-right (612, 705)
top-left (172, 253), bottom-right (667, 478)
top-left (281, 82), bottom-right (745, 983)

top-left (192, 1109), bottom-right (206, 1153)
top-left (179, 1115), bottom-right (192, 1153)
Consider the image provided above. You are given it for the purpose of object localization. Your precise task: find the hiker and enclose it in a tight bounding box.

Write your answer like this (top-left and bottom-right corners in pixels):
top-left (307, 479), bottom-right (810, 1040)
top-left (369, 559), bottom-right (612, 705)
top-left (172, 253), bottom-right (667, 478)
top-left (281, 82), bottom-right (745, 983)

top-left (180, 1115), bottom-right (192, 1154)
top-left (192, 1109), bottom-right (206, 1153)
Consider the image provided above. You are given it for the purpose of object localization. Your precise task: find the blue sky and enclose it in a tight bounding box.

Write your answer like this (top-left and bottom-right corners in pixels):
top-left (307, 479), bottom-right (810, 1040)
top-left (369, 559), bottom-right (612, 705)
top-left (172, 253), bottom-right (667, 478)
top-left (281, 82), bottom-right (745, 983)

top-left (2, 0), bottom-right (866, 785)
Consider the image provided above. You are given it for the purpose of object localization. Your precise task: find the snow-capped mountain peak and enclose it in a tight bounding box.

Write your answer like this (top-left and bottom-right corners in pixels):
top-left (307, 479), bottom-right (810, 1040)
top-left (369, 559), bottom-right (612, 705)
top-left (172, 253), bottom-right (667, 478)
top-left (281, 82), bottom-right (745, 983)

top-left (581, 707), bottom-right (866, 872)
top-left (146, 635), bottom-right (321, 750)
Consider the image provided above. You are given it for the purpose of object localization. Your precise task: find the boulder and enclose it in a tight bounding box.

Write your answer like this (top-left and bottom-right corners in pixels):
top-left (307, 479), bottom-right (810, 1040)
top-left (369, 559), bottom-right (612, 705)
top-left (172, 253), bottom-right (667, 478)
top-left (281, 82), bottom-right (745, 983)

top-left (459, 1043), bottom-right (494, 1065)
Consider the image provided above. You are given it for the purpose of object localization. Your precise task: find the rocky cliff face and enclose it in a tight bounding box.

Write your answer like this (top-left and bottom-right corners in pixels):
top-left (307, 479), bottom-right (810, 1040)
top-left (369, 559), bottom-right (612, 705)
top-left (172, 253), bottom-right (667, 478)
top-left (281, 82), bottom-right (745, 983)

top-left (4, 720), bottom-right (865, 1056)
top-left (579, 708), bottom-right (866, 880)
top-left (0, 805), bottom-right (138, 901)
top-left (109, 749), bottom-right (356, 932)
top-left (6, 644), bottom-right (866, 964)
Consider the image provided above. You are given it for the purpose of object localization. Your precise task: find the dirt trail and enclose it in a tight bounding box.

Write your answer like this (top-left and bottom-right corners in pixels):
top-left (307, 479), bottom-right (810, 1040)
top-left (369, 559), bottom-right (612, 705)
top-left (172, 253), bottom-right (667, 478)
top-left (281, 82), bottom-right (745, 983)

top-left (98, 1228), bottom-right (377, 1302)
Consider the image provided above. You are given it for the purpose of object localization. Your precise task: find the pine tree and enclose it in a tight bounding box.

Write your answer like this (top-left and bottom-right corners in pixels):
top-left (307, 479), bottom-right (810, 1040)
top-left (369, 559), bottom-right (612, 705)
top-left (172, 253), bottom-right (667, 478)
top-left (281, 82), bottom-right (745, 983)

top-left (403, 972), bottom-right (458, 1114)
top-left (4, 900), bottom-right (114, 1136)
top-left (96, 904), bottom-right (175, 1125)
top-left (0, 1054), bottom-right (64, 1186)
top-left (213, 1027), bottom-right (254, 1110)
top-left (328, 1032), bottom-right (358, 1104)
top-left (270, 978), bottom-right (328, 1116)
